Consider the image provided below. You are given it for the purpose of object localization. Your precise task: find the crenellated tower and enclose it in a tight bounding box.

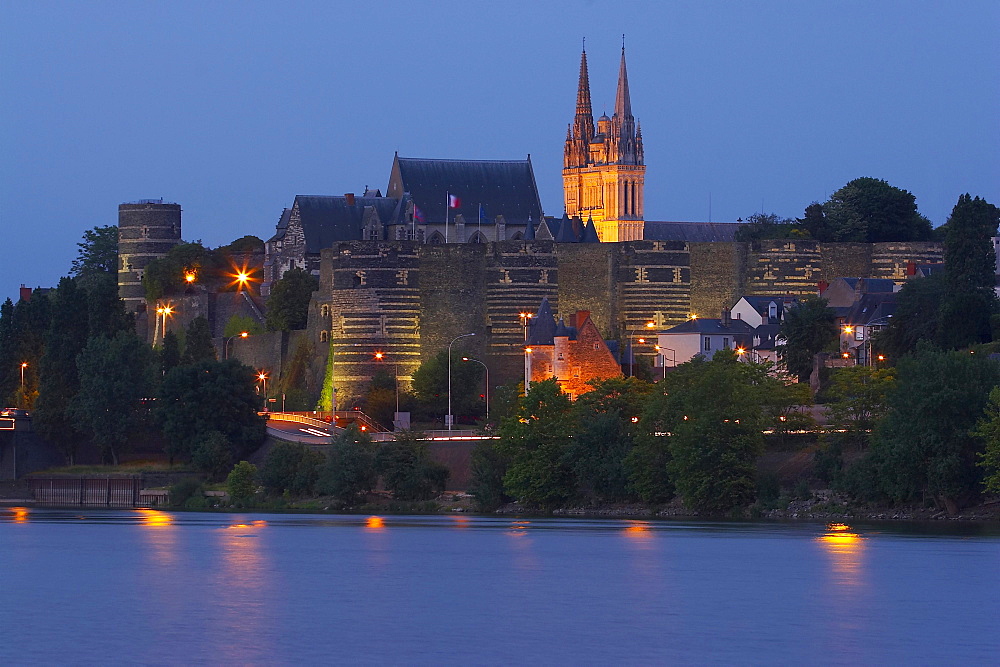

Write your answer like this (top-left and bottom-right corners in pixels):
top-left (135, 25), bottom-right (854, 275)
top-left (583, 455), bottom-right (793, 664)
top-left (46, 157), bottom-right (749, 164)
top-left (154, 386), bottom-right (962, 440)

top-left (562, 44), bottom-right (645, 242)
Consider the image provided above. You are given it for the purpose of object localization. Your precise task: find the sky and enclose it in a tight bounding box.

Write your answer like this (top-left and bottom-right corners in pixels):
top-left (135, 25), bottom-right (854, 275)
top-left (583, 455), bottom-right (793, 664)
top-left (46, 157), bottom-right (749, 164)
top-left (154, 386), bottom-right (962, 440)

top-left (2, 1), bottom-right (998, 304)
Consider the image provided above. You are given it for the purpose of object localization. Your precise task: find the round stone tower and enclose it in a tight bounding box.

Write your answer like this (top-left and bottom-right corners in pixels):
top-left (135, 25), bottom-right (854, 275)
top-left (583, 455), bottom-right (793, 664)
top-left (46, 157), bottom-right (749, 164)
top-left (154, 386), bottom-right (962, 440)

top-left (117, 200), bottom-right (182, 312)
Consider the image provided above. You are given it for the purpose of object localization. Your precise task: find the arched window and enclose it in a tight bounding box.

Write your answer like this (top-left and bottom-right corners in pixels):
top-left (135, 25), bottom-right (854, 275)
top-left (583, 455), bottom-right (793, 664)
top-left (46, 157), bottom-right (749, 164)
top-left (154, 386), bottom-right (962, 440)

top-left (320, 304), bottom-right (330, 319)
top-left (469, 232), bottom-right (486, 244)
top-left (511, 231), bottom-right (524, 241)
top-left (427, 232), bottom-right (445, 245)
top-left (319, 330), bottom-right (328, 342)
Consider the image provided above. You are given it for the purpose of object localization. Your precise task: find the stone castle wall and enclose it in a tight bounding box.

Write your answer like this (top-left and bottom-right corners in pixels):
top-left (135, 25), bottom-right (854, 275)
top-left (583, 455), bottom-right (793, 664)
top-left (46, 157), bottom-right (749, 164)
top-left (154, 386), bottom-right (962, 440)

top-left (306, 239), bottom-right (943, 399)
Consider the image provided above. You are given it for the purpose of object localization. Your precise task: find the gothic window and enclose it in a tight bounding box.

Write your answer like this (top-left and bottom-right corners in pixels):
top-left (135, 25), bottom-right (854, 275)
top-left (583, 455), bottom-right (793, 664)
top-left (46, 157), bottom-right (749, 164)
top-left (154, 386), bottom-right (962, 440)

top-left (320, 304), bottom-right (330, 319)
top-left (319, 330), bottom-right (328, 342)
top-left (469, 232), bottom-right (486, 244)
top-left (427, 232), bottom-right (444, 245)
top-left (511, 232), bottom-right (523, 240)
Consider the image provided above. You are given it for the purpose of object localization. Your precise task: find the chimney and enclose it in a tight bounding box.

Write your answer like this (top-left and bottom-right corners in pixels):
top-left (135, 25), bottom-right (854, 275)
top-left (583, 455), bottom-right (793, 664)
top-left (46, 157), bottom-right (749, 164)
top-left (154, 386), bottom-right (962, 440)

top-left (722, 309), bottom-right (731, 327)
top-left (345, 193), bottom-right (356, 206)
top-left (19, 284), bottom-right (31, 303)
top-left (817, 280), bottom-right (829, 294)
top-left (576, 311), bottom-right (590, 328)
top-left (906, 261), bottom-right (916, 276)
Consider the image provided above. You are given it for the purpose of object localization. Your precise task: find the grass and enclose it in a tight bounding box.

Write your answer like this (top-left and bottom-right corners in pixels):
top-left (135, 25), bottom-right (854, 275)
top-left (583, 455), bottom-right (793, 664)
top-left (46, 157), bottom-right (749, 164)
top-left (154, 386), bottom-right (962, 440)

top-left (32, 462), bottom-right (196, 476)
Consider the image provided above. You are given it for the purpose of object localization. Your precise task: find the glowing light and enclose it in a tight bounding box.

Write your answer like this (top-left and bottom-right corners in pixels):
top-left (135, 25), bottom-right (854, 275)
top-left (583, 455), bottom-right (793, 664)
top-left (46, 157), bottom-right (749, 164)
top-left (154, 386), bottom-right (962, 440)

top-left (184, 272), bottom-right (196, 283)
top-left (524, 347), bottom-right (533, 353)
top-left (843, 326), bottom-right (854, 334)
top-left (689, 313), bottom-right (698, 320)
top-left (638, 337), bottom-right (646, 344)
top-left (240, 331), bottom-right (249, 338)
top-left (877, 355), bottom-right (885, 362)
top-left (736, 347), bottom-right (746, 356)
top-left (366, 516), bottom-right (385, 529)
top-left (645, 321), bottom-right (655, 329)
top-left (11, 506), bottom-right (29, 523)
top-left (136, 508), bottom-right (173, 528)
top-left (842, 352), bottom-right (850, 359)
top-left (624, 521), bottom-right (651, 536)
top-left (828, 522), bottom-right (851, 531)
top-left (20, 362), bottom-right (27, 369)
top-left (257, 372), bottom-right (267, 381)
top-left (631, 416), bottom-right (639, 423)
top-left (374, 351), bottom-right (384, 360)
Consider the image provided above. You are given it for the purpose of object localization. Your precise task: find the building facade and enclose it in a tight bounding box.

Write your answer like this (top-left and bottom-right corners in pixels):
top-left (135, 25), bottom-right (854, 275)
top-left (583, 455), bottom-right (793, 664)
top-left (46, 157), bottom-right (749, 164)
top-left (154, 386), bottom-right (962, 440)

top-left (563, 47), bottom-right (645, 243)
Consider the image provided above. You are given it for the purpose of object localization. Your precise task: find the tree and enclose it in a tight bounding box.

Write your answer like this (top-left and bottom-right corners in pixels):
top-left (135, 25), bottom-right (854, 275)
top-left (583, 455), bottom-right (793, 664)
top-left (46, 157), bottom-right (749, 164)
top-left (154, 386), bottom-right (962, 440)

top-left (85, 271), bottom-right (134, 338)
top-left (823, 177), bottom-right (932, 242)
top-left (665, 351), bottom-right (765, 513)
top-left (973, 387), bottom-right (1000, 494)
top-left (877, 273), bottom-right (946, 359)
top-left (181, 316), bottom-right (216, 364)
top-left (938, 194), bottom-right (1000, 349)
top-left (72, 225), bottom-right (119, 280)
top-left (825, 366), bottom-right (895, 450)
top-left (226, 461), bottom-right (258, 507)
top-left (259, 442), bottom-right (324, 496)
top-left (223, 314), bottom-right (263, 337)
top-left (857, 344), bottom-right (1000, 513)
top-left (569, 377), bottom-right (653, 503)
top-left (316, 426), bottom-right (378, 505)
top-left (468, 441), bottom-right (512, 511)
top-left (33, 277), bottom-right (90, 463)
top-left (192, 431), bottom-right (233, 481)
top-left (68, 331), bottom-right (157, 465)
top-left (374, 431), bottom-right (449, 501)
top-left (156, 359), bottom-right (266, 463)
top-left (496, 378), bottom-right (577, 507)
top-left (734, 212), bottom-right (800, 243)
top-left (411, 349), bottom-right (484, 421)
top-left (777, 295), bottom-right (837, 383)
top-left (799, 202), bottom-right (834, 241)
top-left (142, 242), bottom-right (217, 301)
top-left (265, 268), bottom-right (317, 331)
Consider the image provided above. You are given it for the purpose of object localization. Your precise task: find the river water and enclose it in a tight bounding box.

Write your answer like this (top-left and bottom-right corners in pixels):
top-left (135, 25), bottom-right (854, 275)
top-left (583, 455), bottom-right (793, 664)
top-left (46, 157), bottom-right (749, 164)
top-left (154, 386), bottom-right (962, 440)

top-left (1, 508), bottom-right (997, 665)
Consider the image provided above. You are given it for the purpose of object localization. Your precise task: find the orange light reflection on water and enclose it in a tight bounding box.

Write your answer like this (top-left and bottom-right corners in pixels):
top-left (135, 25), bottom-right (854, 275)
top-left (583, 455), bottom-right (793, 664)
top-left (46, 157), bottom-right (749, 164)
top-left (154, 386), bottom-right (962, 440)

top-left (817, 524), bottom-right (865, 586)
top-left (11, 506), bottom-right (29, 523)
top-left (366, 516), bottom-right (385, 530)
top-left (136, 508), bottom-right (173, 528)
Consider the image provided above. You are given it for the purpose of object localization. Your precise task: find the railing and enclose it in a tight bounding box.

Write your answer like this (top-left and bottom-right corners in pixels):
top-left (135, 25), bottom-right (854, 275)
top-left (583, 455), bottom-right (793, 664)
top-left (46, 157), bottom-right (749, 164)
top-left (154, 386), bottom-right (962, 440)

top-left (31, 476), bottom-right (145, 506)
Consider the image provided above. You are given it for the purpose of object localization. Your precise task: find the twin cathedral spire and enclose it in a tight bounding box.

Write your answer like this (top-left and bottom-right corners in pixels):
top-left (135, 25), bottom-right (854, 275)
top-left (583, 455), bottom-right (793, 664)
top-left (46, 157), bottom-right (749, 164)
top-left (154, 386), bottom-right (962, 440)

top-left (562, 44), bottom-right (646, 242)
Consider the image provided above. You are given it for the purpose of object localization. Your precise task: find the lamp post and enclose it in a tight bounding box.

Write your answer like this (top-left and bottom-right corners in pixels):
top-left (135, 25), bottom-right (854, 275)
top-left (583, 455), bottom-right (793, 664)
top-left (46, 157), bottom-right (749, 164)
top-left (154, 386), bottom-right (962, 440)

top-left (224, 331), bottom-right (249, 359)
top-left (518, 311), bottom-right (533, 342)
top-left (257, 371), bottom-right (268, 410)
top-left (374, 351), bottom-right (400, 415)
top-left (447, 332), bottom-right (475, 430)
top-left (154, 304), bottom-right (174, 347)
top-left (524, 346), bottom-right (533, 394)
top-left (654, 346), bottom-right (675, 379)
top-left (20, 362), bottom-right (27, 390)
top-left (629, 321), bottom-right (656, 378)
top-left (462, 357), bottom-right (489, 420)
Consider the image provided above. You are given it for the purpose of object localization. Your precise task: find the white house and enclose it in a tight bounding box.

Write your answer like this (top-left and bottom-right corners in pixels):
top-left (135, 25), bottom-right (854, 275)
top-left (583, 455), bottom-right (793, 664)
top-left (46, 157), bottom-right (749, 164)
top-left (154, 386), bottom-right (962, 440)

top-left (655, 312), bottom-right (755, 369)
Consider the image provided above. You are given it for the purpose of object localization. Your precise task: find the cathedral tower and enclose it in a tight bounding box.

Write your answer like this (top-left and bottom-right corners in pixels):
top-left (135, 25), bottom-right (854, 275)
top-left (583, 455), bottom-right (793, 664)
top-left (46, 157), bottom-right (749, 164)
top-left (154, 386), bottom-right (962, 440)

top-left (562, 44), bottom-right (645, 242)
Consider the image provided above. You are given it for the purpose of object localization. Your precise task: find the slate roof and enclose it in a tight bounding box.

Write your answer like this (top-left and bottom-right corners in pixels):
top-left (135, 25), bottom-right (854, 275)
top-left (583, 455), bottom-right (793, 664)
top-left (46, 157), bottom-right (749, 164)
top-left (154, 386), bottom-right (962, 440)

top-left (387, 155), bottom-right (543, 226)
top-left (737, 295), bottom-right (798, 321)
top-left (293, 195), bottom-right (406, 254)
top-left (662, 317), bottom-right (756, 336)
top-left (269, 207), bottom-right (292, 242)
top-left (643, 221), bottom-right (740, 242)
top-left (844, 293), bottom-right (897, 326)
top-left (839, 277), bottom-right (896, 293)
top-left (751, 323), bottom-right (782, 350)
top-left (527, 298), bottom-right (557, 346)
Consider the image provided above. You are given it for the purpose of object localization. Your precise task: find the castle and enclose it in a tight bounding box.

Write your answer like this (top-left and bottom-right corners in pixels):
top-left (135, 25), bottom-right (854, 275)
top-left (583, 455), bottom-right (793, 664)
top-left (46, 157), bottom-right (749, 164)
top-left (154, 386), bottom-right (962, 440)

top-left (115, 45), bottom-right (945, 408)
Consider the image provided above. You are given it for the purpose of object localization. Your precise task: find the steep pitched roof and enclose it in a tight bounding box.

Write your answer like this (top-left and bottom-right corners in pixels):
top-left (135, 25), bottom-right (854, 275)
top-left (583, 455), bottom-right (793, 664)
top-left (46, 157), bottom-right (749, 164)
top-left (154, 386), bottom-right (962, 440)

top-left (581, 217), bottom-right (601, 242)
top-left (386, 155), bottom-right (543, 226)
top-left (643, 221), bottom-right (740, 242)
top-left (554, 213), bottom-right (582, 242)
top-left (527, 297), bottom-right (557, 345)
top-left (844, 293), bottom-right (897, 326)
top-left (294, 195), bottom-right (406, 254)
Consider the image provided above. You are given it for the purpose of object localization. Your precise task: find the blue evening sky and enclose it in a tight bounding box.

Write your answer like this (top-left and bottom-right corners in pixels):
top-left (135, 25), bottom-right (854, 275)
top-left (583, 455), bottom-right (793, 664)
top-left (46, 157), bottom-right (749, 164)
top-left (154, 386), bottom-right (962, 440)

top-left (2, 1), bottom-right (998, 303)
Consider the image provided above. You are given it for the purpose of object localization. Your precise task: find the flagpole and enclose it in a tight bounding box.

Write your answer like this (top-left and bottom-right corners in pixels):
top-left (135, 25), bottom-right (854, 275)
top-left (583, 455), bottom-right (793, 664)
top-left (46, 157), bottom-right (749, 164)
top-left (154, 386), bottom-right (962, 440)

top-left (445, 191), bottom-right (449, 244)
top-left (478, 202), bottom-right (482, 239)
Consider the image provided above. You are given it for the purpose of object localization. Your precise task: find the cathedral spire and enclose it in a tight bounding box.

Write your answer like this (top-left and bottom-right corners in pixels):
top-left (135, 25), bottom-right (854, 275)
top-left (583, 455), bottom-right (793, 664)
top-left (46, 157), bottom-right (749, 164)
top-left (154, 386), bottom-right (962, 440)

top-left (574, 47), bottom-right (595, 142)
top-left (614, 43), bottom-right (632, 120)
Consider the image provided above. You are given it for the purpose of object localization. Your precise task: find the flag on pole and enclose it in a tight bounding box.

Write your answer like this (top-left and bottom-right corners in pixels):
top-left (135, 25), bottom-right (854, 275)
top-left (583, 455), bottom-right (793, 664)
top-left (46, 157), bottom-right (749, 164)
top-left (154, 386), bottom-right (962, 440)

top-left (478, 203), bottom-right (488, 223)
top-left (413, 204), bottom-right (425, 223)
top-left (448, 193), bottom-right (461, 209)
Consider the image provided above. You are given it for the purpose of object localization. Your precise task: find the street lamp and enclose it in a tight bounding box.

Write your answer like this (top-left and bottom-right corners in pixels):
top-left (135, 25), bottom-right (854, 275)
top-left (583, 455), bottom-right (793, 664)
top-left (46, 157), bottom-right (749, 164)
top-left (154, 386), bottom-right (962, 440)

top-left (447, 332), bottom-right (475, 430)
top-left (629, 321), bottom-right (655, 377)
top-left (524, 346), bottom-right (533, 394)
top-left (20, 362), bottom-right (27, 391)
top-left (462, 356), bottom-right (489, 420)
top-left (518, 311), bottom-right (533, 342)
top-left (374, 351), bottom-right (400, 415)
top-left (257, 371), bottom-right (268, 410)
top-left (224, 331), bottom-right (249, 359)
top-left (654, 345), bottom-right (675, 379)
top-left (154, 303), bottom-right (174, 347)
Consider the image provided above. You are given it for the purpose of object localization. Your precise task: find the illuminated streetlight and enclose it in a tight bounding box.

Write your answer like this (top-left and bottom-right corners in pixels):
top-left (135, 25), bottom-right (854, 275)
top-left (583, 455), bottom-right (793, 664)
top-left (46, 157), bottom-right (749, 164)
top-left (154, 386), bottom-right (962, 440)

top-left (224, 331), bottom-right (249, 359)
top-left (447, 333), bottom-right (476, 430)
top-left (629, 321), bottom-right (656, 377)
top-left (257, 371), bottom-right (268, 410)
top-left (462, 356), bottom-right (489, 420)
top-left (524, 346), bottom-right (533, 394)
top-left (654, 345), bottom-right (676, 379)
top-left (20, 362), bottom-right (27, 390)
top-left (184, 271), bottom-right (196, 284)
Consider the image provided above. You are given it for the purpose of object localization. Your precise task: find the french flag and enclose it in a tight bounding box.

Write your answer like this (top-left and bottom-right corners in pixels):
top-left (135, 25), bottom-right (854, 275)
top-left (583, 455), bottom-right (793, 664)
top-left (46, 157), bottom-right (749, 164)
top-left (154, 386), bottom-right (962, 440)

top-left (448, 193), bottom-right (461, 209)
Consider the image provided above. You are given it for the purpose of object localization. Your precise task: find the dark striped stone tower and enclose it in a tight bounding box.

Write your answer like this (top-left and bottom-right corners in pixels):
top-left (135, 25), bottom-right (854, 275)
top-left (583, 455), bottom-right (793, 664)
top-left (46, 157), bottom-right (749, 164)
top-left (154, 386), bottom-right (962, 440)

top-left (117, 200), bottom-right (182, 312)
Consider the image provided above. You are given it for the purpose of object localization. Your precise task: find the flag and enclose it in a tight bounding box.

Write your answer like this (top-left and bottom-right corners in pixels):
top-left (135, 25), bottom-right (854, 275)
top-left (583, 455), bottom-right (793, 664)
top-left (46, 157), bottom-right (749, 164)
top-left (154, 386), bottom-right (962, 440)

top-left (448, 193), bottom-right (461, 209)
top-left (413, 204), bottom-right (425, 223)
top-left (479, 203), bottom-right (487, 223)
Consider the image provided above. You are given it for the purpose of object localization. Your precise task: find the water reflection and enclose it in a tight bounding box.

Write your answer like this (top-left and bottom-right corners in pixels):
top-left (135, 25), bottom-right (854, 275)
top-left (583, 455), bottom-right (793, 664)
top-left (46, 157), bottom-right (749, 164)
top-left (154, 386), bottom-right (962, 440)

top-left (215, 517), bottom-right (271, 662)
top-left (136, 509), bottom-right (178, 566)
top-left (365, 515), bottom-right (385, 530)
top-left (10, 506), bottom-right (29, 523)
top-left (505, 520), bottom-right (539, 573)
top-left (818, 523), bottom-right (866, 586)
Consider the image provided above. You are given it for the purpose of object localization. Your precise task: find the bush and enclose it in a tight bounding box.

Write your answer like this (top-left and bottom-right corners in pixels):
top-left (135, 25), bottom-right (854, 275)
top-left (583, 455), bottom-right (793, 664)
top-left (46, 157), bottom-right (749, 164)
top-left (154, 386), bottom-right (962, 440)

top-left (192, 431), bottom-right (232, 481)
top-left (756, 472), bottom-right (781, 504)
top-left (375, 436), bottom-right (449, 501)
top-left (169, 477), bottom-right (203, 507)
top-left (226, 461), bottom-right (258, 507)
top-left (316, 430), bottom-right (378, 505)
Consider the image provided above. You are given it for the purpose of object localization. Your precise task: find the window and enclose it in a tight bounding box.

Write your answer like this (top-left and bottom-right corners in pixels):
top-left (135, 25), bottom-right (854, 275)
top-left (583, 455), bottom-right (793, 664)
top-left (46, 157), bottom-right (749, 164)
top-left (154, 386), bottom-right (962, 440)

top-left (723, 337), bottom-right (730, 349)
top-left (572, 366), bottom-right (581, 378)
top-left (593, 342), bottom-right (600, 350)
top-left (855, 327), bottom-right (864, 341)
top-left (557, 352), bottom-right (564, 360)
top-left (704, 337), bottom-right (711, 351)
top-left (319, 330), bottom-right (328, 342)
